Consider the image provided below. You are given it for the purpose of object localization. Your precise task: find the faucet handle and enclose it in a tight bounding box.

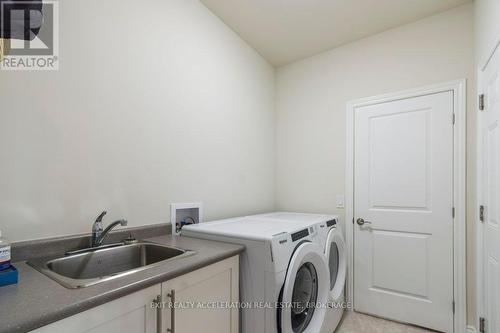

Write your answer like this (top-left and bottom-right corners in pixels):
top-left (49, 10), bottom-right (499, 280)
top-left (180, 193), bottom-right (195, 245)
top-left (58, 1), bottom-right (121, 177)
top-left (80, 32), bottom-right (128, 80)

top-left (95, 211), bottom-right (107, 223)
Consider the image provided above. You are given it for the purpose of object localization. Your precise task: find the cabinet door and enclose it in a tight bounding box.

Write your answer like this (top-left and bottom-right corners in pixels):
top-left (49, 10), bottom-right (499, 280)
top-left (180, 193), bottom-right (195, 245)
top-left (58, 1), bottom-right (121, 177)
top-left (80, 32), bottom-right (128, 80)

top-left (162, 256), bottom-right (239, 333)
top-left (31, 284), bottom-right (161, 333)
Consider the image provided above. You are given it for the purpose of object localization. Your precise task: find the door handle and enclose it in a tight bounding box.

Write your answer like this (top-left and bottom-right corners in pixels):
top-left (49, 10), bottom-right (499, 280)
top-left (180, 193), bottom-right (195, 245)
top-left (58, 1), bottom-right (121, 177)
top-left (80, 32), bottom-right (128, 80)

top-left (153, 295), bottom-right (163, 333)
top-left (356, 218), bottom-right (372, 226)
top-left (167, 290), bottom-right (176, 333)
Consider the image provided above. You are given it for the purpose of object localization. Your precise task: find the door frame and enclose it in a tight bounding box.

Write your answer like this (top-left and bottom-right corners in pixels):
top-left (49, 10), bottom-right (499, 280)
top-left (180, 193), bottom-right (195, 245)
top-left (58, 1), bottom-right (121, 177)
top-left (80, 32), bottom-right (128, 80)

top-left (345, 79), bottom-right (467, 333)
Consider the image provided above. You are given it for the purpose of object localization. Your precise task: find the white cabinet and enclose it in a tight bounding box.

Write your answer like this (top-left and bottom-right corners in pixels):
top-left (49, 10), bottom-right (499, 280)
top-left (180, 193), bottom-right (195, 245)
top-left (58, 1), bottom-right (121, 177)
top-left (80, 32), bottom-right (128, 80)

top-left (161, 256), bottom-right (239, 333)
top-left (31, 284), bottom-right (160, 333)
top-left (30, 256), bottom-right (239, 333)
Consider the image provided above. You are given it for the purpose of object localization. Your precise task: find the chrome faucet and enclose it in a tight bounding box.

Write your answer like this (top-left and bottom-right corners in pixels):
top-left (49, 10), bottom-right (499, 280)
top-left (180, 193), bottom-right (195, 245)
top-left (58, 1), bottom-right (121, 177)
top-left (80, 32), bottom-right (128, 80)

top-left (91, 211), bottom-right (128, 247)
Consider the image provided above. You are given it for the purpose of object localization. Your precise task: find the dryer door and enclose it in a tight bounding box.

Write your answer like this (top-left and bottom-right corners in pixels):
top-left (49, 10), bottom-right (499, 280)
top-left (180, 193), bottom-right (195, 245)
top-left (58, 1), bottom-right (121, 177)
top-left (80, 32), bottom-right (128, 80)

top-left (325, 228), bottom-right (346, 302)
top-left (280, 242), bottom-right (329, 333)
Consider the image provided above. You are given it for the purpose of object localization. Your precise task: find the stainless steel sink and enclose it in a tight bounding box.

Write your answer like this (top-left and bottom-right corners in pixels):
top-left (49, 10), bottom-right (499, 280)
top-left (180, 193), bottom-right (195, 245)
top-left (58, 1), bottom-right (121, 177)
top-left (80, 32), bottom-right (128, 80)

top-left (28, 242), bottom-right (195, 289)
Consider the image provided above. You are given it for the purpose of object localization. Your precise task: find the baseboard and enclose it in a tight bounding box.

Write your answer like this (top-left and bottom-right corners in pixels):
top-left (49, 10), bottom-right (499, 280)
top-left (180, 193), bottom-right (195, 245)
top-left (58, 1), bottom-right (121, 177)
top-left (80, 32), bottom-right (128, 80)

top-left (466, 325), bottom-right (477, 333)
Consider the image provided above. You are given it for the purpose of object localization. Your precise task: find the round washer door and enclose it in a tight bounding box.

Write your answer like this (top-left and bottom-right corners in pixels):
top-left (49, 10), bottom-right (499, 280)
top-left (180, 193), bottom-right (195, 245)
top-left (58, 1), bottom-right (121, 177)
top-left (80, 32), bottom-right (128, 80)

top-left (280, 242), bottom-right (329, 333)
top-left (325, 228), bottom-right (346, 301)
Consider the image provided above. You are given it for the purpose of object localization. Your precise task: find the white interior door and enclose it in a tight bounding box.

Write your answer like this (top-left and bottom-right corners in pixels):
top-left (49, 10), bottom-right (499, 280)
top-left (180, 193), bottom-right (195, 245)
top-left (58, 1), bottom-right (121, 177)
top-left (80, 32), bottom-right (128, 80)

top-left (353, 91), bottom-right (454, 332)
top-left (480, 46), bottom-right (500, 333)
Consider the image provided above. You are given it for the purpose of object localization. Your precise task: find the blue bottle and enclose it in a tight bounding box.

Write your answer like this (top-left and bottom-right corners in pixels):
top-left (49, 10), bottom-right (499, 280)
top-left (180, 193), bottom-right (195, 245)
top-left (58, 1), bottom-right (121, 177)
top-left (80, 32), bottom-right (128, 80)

top-left (0, 230), bottom-right (11, 271)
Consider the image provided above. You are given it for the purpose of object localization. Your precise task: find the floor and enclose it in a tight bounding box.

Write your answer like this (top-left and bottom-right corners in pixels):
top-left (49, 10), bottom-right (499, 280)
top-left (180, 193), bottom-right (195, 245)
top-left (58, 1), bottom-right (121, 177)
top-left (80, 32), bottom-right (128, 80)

top-left (336, 311), bottom-right (436, 333)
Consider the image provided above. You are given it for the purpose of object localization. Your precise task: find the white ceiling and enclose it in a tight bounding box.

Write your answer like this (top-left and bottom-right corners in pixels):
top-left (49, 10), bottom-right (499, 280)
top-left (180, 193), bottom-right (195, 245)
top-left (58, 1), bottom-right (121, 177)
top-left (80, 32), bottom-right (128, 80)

top-left (200, 0), bottom-right (471, 66)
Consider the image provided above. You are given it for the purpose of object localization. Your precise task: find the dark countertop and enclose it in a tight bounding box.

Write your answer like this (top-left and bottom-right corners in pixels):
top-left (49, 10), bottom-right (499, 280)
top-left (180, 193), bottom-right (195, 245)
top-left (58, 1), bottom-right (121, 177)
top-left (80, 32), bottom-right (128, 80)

top-left (0, 235), bottom-right (244, 333)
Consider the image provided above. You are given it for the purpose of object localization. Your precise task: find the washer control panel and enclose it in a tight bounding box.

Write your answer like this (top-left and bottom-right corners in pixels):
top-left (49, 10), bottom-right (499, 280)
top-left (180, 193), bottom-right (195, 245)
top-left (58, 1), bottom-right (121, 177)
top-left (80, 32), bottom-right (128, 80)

top-left (291, 228), bottom-right (309, 242)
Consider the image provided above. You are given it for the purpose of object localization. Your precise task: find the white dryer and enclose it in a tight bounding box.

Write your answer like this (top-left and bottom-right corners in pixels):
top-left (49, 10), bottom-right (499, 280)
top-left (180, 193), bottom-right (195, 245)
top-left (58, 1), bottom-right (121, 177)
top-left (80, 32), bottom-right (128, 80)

top-left (250, 212), bottom-right (347, 333)
top-left (182, 216), bottom-right (330, 333)
top-left (320, 218), bottom-right (346, 333)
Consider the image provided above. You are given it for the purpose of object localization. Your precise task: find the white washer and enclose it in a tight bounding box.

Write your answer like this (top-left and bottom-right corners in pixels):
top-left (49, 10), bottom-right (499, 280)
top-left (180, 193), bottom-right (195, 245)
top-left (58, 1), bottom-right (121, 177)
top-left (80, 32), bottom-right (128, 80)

top-left (249, 212), bottom-right (347, 333)
top-left (182, 216), bottom-right (330, 333)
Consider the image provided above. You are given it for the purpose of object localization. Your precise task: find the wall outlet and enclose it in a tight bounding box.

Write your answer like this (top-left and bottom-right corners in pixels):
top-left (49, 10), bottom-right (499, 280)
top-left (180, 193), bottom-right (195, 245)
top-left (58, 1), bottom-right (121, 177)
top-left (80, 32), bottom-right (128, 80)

top-left (336, 195), bottom-right (345, 209)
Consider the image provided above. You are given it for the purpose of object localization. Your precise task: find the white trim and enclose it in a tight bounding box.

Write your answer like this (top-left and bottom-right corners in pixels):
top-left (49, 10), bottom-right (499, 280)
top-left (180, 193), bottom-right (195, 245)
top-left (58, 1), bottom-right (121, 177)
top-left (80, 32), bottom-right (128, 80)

top-left (453, 79), bottom-right (468, 333)
top-left (345, 79), bottom-right (467, 333)
top-left (466, 325), bottom-right (477, 333)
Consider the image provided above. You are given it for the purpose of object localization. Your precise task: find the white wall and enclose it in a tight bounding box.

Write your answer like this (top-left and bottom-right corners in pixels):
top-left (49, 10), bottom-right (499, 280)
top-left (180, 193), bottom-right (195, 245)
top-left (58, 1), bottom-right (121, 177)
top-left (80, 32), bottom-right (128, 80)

top-left (475, 0), bottom-right (500, 69)
top-left (275, 4), bottom-right (476, 325)
top-left (0, 0), bottom-right (275, 241)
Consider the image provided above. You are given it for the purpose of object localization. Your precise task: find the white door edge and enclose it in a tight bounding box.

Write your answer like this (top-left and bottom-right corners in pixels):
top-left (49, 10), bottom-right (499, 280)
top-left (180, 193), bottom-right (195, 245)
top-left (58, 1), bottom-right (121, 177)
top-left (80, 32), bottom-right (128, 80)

top-left (476, 44), bottom-right (500, 333)
top-left (345, 79), bottom-right (467, 333)
top-left (475, 66), bottom-right (485, 333)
